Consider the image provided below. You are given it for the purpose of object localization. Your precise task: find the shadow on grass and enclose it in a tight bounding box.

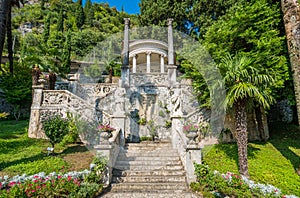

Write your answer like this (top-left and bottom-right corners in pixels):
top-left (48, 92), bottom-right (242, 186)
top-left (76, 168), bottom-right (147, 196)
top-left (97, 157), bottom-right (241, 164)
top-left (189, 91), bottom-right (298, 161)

top-left (58, 144), bottom-right (89, 155)
top-left (0, 153), bottom-right (46, 170)
top-left (268, 122), bottom-right (300, 171)
top-left (207, 142), bottom-right (262, 169)
top-left (0, 144), bottom-right (89, 172)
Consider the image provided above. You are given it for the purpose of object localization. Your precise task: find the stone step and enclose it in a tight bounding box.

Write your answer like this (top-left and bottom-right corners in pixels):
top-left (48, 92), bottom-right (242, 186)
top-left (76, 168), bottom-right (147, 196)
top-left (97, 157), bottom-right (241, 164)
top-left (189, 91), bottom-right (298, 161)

top-left (110, 182), bottom-right (188, 192)
top-left (100, 192), bottom-right (201, 198)
top-left (112, 169), bottom-right (186, 177)
top-left (124, 144), bottom-right (173, 150)
top-left (115, 160), bottom-right (182, 166)
top-left (112, 175), bottom-right (186, 183)
top-left (117, 155), bottom-right (180, 161)
top-left (114, 164), bottom-right (184, 171)
top-left (118, 150), bottom-right (179, 157)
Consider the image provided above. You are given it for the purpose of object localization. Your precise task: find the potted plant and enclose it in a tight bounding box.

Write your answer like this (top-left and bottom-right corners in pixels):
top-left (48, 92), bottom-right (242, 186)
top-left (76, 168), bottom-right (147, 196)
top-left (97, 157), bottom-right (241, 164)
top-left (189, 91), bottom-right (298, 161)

top-left (97, 123), bottom-right (115, 143)
top-left (183, 122), bottom-right (199, 144)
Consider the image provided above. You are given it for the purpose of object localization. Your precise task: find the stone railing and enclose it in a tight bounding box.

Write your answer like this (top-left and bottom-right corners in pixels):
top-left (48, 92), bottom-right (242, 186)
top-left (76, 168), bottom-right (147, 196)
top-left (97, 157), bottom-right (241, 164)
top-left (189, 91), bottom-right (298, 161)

top-left (171, 114), bottom-right (203, 184)
top-left (130, 73), bottom-right (168, 87)
top-left (94, 127), bottom-right (124, 186)
top-left (76, 83), bottom-right (118, 101)
top-left (28, 86), bottom-right (112, 139)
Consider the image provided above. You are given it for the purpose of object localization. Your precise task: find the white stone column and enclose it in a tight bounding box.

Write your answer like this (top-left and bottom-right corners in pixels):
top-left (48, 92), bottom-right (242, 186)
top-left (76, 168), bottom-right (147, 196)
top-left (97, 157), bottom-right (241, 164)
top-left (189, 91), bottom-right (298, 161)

top-left (168, 18), bottom-right (174, 65)
top-left (160, 54), bottom-right (165, 73)
top-left (146, 51), bottom-right (151, 73)
top-left (132, 54), bottom-right (137, 73)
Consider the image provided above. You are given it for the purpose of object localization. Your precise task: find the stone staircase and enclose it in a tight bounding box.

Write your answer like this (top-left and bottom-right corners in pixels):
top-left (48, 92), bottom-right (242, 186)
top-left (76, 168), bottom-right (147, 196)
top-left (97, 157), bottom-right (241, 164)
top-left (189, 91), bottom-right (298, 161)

top-left (100, 141), bottom-right (201, 198)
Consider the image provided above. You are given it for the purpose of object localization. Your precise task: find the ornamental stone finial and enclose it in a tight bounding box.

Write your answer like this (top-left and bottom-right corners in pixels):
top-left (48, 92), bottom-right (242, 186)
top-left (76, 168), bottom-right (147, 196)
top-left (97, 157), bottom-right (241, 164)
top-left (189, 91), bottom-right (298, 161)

top-left (167, 18), bottom-right (173, 26)
top-left (124, 18), bottom-right (130, 25)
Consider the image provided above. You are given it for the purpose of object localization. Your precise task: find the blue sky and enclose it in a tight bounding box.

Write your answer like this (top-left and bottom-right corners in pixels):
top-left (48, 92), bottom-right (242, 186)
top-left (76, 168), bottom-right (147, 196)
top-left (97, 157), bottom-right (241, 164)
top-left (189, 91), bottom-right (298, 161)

top-left (83, 0), bottom-right (141, 14)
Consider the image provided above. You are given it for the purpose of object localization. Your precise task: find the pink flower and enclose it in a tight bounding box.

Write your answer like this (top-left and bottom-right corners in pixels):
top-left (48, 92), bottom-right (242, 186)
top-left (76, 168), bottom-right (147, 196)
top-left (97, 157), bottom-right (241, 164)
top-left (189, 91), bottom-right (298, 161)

top-left (8, 181), bottom-right (17, 187)
top-left (58, 175), bottom-right (62, 179)
top-left (34, 175), bottom-right (39, 179)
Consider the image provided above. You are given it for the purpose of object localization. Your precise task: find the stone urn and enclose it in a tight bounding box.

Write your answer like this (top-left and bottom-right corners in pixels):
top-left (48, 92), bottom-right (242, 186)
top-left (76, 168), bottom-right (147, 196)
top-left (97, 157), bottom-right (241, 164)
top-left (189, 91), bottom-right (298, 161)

top-left (186, 131), bottom-right (198, 144)
top-left (99, 131), bottom-right (113, 144)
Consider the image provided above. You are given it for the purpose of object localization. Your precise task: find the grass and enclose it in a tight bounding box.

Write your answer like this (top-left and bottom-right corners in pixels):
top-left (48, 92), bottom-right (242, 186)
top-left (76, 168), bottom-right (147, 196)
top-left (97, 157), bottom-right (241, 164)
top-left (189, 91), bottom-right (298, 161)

top-left (0, 120), bottom-right (94, 177)
top-left (202, 122), bottom-right (300, 196)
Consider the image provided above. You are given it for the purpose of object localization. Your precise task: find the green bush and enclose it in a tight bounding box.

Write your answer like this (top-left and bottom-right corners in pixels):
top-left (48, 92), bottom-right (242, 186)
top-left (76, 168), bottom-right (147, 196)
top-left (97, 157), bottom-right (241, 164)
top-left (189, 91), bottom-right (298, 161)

top-left (60, 113), bottom-right (79, 146)
top-left (193, 164), bottom-right (263, 197)
top-left (42, 115), bottom-right (69, 151)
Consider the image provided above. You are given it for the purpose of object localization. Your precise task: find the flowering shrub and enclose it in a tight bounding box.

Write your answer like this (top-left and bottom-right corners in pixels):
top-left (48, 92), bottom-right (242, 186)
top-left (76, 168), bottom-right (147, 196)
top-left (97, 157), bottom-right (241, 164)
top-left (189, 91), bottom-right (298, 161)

top-left (193, 164), bottom-right (298, 198)
top-left (183, 122), bottom-right (198, 133)
top-left (0, 170), bottom-right (102, 197)
top-left (97, 123), bottom-right (115, 133)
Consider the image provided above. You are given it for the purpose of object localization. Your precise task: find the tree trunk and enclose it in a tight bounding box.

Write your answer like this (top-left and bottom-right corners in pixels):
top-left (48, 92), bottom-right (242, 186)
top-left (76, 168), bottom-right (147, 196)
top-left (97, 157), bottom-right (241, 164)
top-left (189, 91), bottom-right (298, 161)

top-left (281, 0), bottom-right (300, 125)
top-left (254, 106), bottom-right (266, 142)
top-left (48, 72), bottom-right (56, 90)
top-left (235, 99), bottom-right (249, 178)
top-left (7, 2), bottom-right (13, 74)
top-left (0, 0), bottom-right (9, 72)
top-left (109, 67), bottom-right (113, 83)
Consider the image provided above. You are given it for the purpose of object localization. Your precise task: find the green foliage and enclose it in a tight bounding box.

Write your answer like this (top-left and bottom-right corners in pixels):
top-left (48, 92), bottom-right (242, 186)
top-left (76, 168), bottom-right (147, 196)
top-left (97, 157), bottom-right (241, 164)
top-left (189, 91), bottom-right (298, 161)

top-left (137, 117), bottom-right (146, 125)
top-left (57, 7), bottom-right (64, 32)
top-left (139, 0), bottom-right (189, 32)
top-left (203, 0), bottom-right (289, 100)
top-left (202, 123), bottom-right (300, 196)
top-left (193, 164), bottom-right (264, 197)
top-left (165, 120), bottom-right (172, 129)
top-left (42, 13), bottom-right (51, 43)
top-left (0, 63), bottom-right (32, 120)
top-left (42, 115), bottom-right (69, 149)
top-left (220, 53), bottom-right (275, 109)
top-left (70, 182), bottom-right (101, 198)
top-left (75, 0), bottom-right (85, 30)
top-left (147, 120), bottom-right (158, 140)
top-left (158, 110), bottom-right (165, 118)
top-left (60, 113), bottom-right (79, 146)
top-left (0, 112), bottom-right (9, 120)
top-left (140, 136), bottom-right (153, 141)
top-left (85, 155), bottom-right (107, 184)
top-left (84, 0), bottom-right (94, 27)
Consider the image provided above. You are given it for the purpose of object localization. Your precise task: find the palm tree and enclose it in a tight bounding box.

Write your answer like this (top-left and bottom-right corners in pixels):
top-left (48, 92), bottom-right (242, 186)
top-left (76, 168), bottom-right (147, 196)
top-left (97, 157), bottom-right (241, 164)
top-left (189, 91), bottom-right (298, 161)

top-left (219, 54), bottom-right (275, 177)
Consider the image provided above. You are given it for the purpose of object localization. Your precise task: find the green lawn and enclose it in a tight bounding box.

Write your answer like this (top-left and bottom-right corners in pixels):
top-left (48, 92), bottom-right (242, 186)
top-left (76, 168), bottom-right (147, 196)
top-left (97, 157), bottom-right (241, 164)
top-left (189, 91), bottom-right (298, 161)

top-left (203, 122), bottom-right (300, 196)
top-left (0, 120), bottom-right (94, 177)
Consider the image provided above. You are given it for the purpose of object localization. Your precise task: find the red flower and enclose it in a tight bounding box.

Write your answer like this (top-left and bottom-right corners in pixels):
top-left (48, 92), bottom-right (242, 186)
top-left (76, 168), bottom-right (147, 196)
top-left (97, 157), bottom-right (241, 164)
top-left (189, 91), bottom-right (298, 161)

top-left (57, 175), bottom-right (62, 179)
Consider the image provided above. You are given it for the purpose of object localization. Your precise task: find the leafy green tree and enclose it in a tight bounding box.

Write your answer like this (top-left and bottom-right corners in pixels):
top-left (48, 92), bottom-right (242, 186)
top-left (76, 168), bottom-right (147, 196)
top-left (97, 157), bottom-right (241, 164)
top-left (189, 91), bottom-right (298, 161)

top-left (138, 0), bottom-right (189, 32)
top-left (220, 54), bottom-right (275, 177)
top-left (42, 115), bottom-right (69, 152)
top-left (203, 0), bottom-right (289, 100)
top-left (0, 63), bottom-right (32, 120)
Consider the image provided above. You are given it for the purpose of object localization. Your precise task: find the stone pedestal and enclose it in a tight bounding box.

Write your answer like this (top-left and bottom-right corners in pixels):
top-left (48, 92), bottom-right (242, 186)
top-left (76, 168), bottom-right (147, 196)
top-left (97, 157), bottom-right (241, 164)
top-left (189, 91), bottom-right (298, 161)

top-left (168, 65), bottom-right (177, 87)
top-left (111, 116), bottom-right (126, 148)
top-left (28, 85), bottom-right (44, 138)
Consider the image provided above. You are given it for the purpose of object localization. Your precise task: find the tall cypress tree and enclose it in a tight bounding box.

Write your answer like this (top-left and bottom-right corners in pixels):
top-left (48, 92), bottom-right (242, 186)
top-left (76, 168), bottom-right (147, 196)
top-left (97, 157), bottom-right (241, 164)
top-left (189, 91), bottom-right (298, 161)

top-left (43, 13), bottom-right (50, 43)
top-left (75, 0), bottom-right (84, 30)
top-left (57, 7), bottom-right (63, 32)
top-left (61, 30), bottom-right (71, 75)
top-left (84, 0), bottom-right (94, 27)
